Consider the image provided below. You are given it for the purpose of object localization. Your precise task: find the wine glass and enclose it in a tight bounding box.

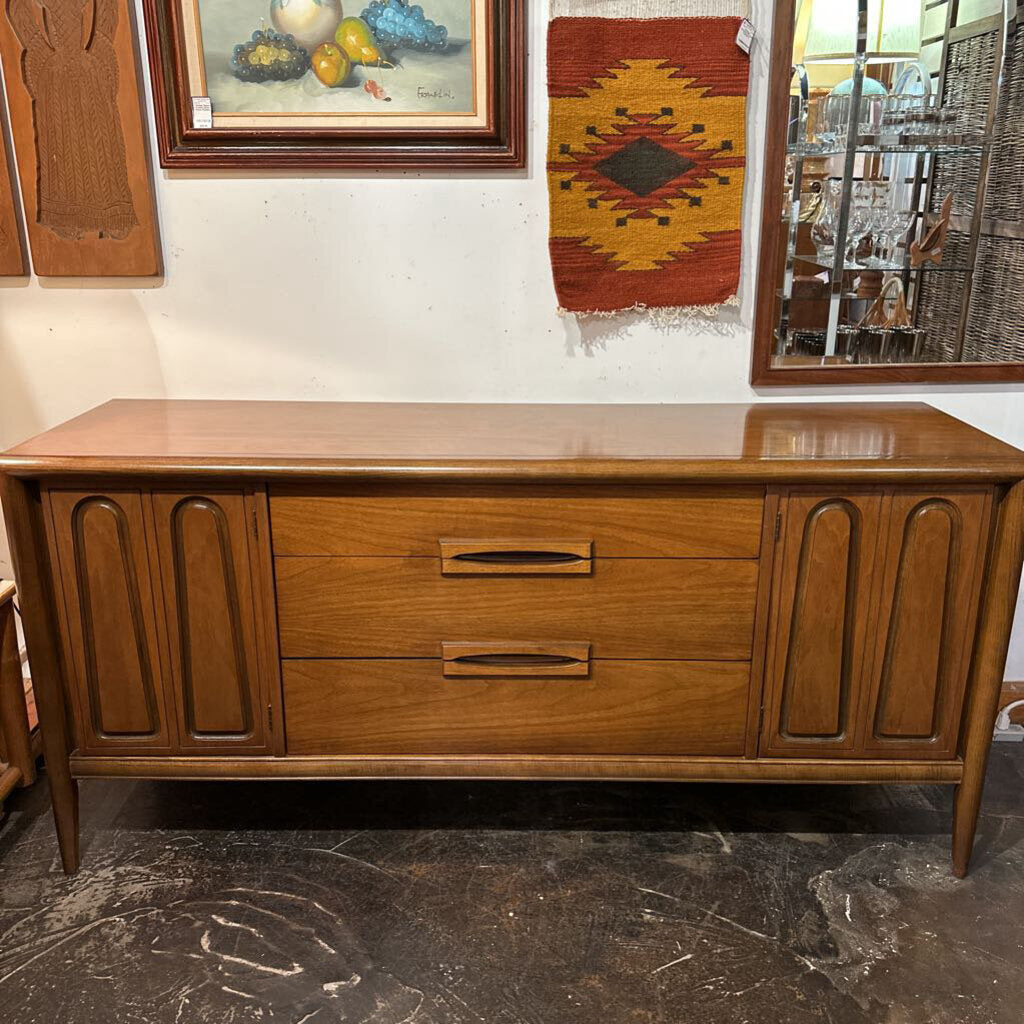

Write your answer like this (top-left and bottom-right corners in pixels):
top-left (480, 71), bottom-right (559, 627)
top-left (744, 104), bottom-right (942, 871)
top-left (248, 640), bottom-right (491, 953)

top-left (843, 181), bottom-right (872, 269)
top-left (884, 203), bottom-right (916, 264)
top-left (862, 181), bottom-right (890, 268)
top-left (810, 179), bottom-right (840, 263)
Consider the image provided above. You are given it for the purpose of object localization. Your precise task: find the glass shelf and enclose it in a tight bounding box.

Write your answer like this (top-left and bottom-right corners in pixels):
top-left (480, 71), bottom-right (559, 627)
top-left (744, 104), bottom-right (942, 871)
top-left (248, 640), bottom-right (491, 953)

top-left (792, 256), bottom-right (972, 273)
top-left (789, 135), bottom-right (989, 158)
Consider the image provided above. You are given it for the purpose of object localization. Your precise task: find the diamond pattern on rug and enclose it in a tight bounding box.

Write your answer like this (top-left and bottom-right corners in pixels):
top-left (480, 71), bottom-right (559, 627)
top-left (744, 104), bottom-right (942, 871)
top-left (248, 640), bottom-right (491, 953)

top-left (594, 137), bottom-right (696, 198)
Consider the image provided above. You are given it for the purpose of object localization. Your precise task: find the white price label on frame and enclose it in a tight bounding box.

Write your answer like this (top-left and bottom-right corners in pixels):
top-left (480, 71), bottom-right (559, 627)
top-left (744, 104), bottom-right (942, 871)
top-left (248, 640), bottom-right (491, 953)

top-left (191, 96), bottom-right (213, 129)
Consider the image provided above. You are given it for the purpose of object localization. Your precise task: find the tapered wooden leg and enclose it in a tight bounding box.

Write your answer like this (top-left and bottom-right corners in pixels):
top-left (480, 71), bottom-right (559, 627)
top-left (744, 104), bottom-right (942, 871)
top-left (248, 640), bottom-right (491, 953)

top-left (952, 481), bottom-right (1024, 878)
top-left (48, 767), bottom-right (80, 873)
top-left (0, 475), bottom-right (81, 873)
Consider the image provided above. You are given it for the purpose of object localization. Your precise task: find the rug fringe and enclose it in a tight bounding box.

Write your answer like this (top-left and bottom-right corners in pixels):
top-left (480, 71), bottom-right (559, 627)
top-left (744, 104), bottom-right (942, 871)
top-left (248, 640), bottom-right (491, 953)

top-left (560, 293), bottom-right (740, 330)
top-left (550, 0), bottom-right (748, 20)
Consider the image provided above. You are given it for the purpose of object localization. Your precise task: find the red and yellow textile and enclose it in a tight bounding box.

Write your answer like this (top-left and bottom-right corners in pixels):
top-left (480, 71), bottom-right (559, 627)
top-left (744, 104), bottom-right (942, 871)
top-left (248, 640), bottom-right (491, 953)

top-left (547, 17), bottom-right (748, 315)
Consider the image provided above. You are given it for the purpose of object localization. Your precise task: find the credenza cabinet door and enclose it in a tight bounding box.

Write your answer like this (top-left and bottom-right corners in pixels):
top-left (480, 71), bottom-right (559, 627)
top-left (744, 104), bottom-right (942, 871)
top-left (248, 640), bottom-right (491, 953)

top-left (861, 492), bottom-right (991, 759)
top-left (761, 488), bottom-right (994, 760)
top-left (151, 492), bottom-right (271, 753)
top-left (761, 493), bottom-right (883, 756)
top-left (47, 490), bottom-right (173, 753)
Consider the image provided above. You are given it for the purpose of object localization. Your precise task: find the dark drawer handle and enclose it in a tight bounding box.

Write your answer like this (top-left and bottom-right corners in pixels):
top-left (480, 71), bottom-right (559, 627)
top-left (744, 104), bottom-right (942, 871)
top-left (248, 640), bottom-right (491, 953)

top-left (440, 539), bottom-right (593, 575)
top-left (452, 652), bottom-right (583, 667)
top-left (452, 550), bottom-right (584, 566)
top-left (442, 641), bottom-right (591, 676)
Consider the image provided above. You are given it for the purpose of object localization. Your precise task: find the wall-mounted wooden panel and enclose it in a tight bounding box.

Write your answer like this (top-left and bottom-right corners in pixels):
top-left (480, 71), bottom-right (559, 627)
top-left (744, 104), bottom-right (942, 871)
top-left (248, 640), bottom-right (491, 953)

top-left (762, 492), bottom-right (883, 756)
top-left (862, 491), bottom-right (991, 758)
top-left (46, 489), bottom-right (172, 751)
top-left (0, 94), bottom-right (26, 275)
top-left (151, 492), bottom-right (270, 753)
top-left (0, 0), bottom-right (160, 276)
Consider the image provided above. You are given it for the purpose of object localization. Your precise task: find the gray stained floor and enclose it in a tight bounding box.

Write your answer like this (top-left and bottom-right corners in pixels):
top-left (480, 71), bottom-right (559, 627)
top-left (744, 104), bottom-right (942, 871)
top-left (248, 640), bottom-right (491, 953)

top-left (1, 747), bottom-right (1023, 1024)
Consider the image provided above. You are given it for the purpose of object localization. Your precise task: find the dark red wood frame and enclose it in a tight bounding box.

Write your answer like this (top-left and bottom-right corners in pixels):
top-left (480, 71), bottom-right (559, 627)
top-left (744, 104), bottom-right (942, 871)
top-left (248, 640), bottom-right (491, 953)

top-left (750, 0), bottom-right (1024, 386)
top-left (141, 0), bottom-right (527, 169)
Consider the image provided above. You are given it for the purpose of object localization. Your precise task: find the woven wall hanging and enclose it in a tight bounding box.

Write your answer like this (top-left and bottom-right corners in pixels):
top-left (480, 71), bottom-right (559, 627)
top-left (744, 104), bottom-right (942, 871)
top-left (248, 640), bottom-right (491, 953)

top-left (547, 1), bottom-right (750, 320)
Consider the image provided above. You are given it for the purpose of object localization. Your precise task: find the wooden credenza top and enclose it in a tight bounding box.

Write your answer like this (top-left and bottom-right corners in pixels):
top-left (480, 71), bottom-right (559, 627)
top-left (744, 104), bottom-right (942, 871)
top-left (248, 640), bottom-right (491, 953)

top-left (3, 399), bottom-right (1024, 482)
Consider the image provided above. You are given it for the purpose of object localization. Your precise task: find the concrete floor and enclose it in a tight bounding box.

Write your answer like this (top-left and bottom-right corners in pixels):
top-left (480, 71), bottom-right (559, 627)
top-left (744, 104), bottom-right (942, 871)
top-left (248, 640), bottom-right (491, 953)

top-left (0, 747), bottom-right (1022, 1024)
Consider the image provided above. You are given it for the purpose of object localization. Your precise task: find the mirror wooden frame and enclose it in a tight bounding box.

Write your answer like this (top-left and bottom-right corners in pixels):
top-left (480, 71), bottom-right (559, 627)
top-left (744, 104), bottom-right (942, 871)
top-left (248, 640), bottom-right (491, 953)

top-left (750, 0), bottom-right (1024, 386)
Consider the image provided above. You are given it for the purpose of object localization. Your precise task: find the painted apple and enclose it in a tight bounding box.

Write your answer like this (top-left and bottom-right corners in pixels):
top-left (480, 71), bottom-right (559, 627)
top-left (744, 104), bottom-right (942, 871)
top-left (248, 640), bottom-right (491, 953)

top-left (311, 42), bottom-right (351, 86)
top-left (270, 0), bottom-right (344, 52)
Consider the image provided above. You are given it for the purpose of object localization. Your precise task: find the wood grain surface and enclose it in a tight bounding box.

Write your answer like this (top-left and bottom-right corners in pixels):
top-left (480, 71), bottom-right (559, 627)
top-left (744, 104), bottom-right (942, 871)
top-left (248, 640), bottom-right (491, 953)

top-left (0, 0), bottom-right (160, 275)
top-left (4, 401), bottom-right (1024, 481)
top-left (67, 753), bottom-right (966, 784)
top-left (271, 488), bottom-right (765, 558)
top-left (282, 659), bottom-right (751, 756)
top-left (275, 555), bottom-right (759, 660)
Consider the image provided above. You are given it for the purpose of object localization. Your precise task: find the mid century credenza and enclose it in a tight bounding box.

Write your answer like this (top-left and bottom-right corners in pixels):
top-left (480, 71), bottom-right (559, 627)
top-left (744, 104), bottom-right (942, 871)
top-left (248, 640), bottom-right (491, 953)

top-left (2, 401), bottom-right (1022, 876)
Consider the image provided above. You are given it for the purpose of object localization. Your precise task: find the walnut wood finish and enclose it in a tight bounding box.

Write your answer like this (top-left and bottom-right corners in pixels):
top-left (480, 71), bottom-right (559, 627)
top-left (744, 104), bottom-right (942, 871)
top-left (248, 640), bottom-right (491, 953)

top-left (0, 474), bottom-right (79, 872)
top-left (439, 539), bottom-right (594, 575)
top-left (68, 753), bottom-right (965, 784)
top-left (271, 488), bottom-right (765, 558)
top-left (275, 556), bottom-right (759, 660)
top-left (762, 492), bottom-right (883, 756)
top-left (45, 489), bottom-right (174, 753)
top-left (150, 491), bottom-right (271, 753)
top-left (0, 0), bottom-right (160, 275)
top-left (762, 488), bottom-right (994, 760)
top-left (440, 642), bottom-right (592, 677)
top-left (953, 481), bottom-right (1024, 877)
top-left (283, 659), bottom-right (750, 756)
top-left (2, 401), bottom-right (1023, 879)
top-left (4, 402), bottom-right (1024, 482)
top-left (862, 492), bottom-right (991, 758)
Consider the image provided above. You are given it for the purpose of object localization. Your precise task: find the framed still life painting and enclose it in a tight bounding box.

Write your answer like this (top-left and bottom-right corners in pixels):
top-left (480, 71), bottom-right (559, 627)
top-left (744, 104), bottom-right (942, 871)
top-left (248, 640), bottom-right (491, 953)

top-left (142, 0), bottom-right (525, 168)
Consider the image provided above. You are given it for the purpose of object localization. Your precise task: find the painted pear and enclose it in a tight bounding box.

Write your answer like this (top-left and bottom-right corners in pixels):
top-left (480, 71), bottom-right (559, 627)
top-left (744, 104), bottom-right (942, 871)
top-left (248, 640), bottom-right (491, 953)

top-left (335, 17), bottom-right (385, 65)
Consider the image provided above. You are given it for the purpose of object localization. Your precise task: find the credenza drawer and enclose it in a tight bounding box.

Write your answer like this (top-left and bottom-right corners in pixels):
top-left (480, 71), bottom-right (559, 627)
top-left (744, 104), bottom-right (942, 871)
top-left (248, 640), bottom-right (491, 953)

top-left (275, 556), bottom-right (759, 659)
top-left (270, 488), bottom-right (765, 558)
top-left (282, 659), bottom-right (750, 755)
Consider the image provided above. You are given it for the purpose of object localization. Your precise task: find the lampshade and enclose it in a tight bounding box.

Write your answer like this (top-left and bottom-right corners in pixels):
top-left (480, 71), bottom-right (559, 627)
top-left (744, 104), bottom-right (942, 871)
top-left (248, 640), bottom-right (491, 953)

top-left (803, 0), bottom-right (921, 63)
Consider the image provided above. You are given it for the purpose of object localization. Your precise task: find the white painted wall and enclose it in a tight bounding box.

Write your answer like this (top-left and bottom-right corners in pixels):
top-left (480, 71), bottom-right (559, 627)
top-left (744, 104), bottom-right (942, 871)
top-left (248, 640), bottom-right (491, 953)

top-left (1, 0), bottom-right (1022, 676)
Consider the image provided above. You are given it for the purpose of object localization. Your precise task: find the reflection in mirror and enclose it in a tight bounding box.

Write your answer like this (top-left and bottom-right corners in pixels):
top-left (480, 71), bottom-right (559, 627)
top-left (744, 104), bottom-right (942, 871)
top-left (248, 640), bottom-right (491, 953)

top-left (752, 0), bottom-right (1024, 384)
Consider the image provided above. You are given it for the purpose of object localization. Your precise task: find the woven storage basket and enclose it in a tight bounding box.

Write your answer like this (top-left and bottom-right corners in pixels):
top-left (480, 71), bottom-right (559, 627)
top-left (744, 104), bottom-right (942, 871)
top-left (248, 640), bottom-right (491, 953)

top-left (912, 233), bottom-right (971, 361)
top-left (918, 20), bottom-right (1024, 361)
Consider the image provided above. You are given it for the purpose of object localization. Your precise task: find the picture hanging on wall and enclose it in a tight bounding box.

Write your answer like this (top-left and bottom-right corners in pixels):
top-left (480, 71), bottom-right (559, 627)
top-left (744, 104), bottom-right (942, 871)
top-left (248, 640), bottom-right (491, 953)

top-left (142, 0), bottom-right (526, 169)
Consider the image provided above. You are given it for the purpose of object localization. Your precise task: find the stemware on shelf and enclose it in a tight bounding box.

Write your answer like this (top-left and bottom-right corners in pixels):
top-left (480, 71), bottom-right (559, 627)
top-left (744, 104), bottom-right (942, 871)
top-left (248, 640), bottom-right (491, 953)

top-left (810, 178), bottom-right (840, 262)
top-left (843, 182), bottom-right (873, 270)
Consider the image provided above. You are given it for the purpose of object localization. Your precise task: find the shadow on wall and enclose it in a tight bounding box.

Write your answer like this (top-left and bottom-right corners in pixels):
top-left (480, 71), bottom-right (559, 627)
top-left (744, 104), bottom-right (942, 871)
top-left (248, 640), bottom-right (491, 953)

top-left (0, 286), bottom-right (168, 576)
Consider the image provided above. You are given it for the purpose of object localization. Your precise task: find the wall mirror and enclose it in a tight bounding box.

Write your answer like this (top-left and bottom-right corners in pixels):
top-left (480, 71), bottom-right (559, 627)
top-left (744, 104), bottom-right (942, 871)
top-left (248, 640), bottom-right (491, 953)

top-left (752, 0), bottom-right (1024, 385)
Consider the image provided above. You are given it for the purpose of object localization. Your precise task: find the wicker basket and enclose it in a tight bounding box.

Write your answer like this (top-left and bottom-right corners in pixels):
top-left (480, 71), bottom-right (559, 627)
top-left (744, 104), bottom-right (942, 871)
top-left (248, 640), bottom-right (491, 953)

top-left (917, 19), bottom-right (1024, 362)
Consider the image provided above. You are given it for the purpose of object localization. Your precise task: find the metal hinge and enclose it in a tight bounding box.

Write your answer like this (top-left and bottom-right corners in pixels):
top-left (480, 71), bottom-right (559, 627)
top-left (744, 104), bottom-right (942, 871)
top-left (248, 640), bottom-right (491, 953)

top-left (774, 510), bottom-right (782, 541)
top-left (252, 506), bottom-right (259, 539)
top-left (758, 704), bottom-right (765, 733)
top-left (268, 703), bottom-right (273, 732)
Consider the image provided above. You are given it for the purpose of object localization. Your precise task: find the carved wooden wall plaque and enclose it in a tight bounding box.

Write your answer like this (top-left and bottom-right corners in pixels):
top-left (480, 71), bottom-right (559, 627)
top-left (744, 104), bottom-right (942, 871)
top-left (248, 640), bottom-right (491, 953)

top-left (0, 0), bottom-right (160, 276)
top-left (0, 88), bottom-right (26, 276)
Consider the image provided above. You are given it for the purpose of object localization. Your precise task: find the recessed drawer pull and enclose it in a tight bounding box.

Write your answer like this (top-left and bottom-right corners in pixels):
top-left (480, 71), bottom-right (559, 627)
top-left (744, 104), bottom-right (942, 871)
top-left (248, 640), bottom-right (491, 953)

top-left (452, 550), bottom-right (584, 566)
top-left (442, 642), bottom-right (591, 676)
top-left (440, 539), bottom-right (593, 575)
top-left (453, 653), bottom-right (583, 667)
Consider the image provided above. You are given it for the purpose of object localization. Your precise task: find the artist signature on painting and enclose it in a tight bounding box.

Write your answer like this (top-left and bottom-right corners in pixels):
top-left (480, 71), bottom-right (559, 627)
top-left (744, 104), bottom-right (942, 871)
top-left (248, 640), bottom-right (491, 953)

top-left (417, 86), bottom-right (455, 99)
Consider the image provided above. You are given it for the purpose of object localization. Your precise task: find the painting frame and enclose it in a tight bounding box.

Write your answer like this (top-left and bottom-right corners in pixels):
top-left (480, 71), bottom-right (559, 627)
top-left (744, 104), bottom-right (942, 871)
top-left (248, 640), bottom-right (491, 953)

top-left (141, 0), bottom-right (526, 169)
